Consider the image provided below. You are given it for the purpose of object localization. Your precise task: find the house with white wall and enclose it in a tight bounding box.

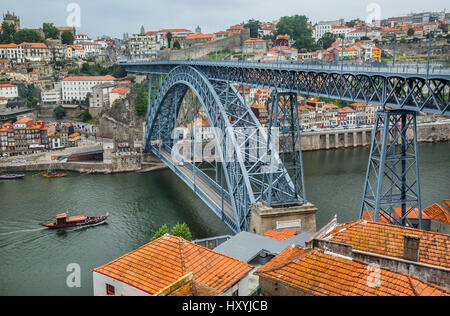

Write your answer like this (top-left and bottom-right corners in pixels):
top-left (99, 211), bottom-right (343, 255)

top-left (93, 234), bottom-right (253, 296)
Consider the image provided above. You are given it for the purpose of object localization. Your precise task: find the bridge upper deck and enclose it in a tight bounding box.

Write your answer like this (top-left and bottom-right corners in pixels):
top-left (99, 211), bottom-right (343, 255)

top-left (121, 60), bottom-right (450, 116)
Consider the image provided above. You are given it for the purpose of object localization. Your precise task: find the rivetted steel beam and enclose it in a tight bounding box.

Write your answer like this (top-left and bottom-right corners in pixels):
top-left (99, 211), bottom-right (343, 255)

top-left (121, 60), bottom-right (450, 116)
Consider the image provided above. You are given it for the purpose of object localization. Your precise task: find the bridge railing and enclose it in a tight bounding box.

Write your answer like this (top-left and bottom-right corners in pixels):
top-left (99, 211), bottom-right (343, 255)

top-left (121, 58), bottom-right (450, 76)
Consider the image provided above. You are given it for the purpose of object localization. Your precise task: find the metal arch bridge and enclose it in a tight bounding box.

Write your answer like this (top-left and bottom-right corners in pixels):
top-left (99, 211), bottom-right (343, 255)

top-left (121, 60), bottom-right (450, 233)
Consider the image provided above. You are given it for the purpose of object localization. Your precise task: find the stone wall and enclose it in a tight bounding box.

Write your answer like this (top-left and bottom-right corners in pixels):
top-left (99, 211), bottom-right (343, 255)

top-left (249, 202), bottom-right (318, 236)
top-left (162, 30), bottom-right (250, 60)
top-left (299, 122), bottom-right (450, 152)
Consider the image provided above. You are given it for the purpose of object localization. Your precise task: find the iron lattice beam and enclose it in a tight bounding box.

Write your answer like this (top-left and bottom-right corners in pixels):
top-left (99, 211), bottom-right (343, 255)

top-left (122, 61), bottom-right (450, 115)
top-left (360, 110), bottom-right (422, 229)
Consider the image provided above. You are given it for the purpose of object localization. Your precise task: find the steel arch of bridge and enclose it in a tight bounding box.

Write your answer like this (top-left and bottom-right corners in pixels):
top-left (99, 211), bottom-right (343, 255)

top-left (122, 61), bottom-right (450, 115)
top-left (145, 65), bottom-right (303, 233)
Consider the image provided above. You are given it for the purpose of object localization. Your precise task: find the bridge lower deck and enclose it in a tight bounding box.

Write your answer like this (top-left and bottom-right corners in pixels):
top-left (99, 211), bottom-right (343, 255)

top-left (156, 147), bottom-right (235, 224)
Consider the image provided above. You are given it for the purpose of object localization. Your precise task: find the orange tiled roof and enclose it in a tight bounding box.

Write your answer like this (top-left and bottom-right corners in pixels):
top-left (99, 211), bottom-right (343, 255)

top-left (93, 234), bottom-right (252, 294)
top-left (62, 75), bottom-right (116, 81)
top-left (245, 38), bottom-right (265, 43)
top-left (362, 208), bottom-right (431, 223)
top-left (111, 87), bottom-right (129, 95)
top-left (19, 42), bottom-right (48, 49)
top-left (423, 204), bottom-right (450, 225)
top-left (186, 33), bottom-right (215, 40)
top-left (0, 83), bottom-right (16, 88)
top-left (264, 229), bottom-right (296, 241)
top-left (256, 245), bottom-right (450, 296)
top-left (322, 220), bottom-right (450, 269)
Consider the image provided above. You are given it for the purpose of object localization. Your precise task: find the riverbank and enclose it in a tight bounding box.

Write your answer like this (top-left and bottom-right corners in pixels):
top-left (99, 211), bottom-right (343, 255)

top-left (301, 120), bottom-right (450, 151)
top-left (1, 121), bottom-right (448, 174)
top-left (0, 161), bottom-right (168, 174)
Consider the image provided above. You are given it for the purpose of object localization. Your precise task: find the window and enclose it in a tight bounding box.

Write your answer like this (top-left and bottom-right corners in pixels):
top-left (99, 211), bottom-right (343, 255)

top-left (106, 284), bottom-right (115, 295)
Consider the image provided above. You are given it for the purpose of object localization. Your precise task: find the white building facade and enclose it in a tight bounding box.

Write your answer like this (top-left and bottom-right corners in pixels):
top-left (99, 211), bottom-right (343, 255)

top-left (0, 84), bottom-right (18, 99)
top-left (61, 75), bottom-right (117, 103)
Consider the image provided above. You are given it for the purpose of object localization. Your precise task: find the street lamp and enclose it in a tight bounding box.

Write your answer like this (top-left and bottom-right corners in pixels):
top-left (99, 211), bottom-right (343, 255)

top-left (426, 32), bottom-right (436, 78)
top-left (392, 33), bottom-right (397, 68)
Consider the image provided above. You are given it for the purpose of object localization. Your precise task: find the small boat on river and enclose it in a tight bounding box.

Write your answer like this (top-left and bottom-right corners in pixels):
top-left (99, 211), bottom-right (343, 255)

top-left (41, 213), bottom-right (108, 229)
top-left (0, 172), bottom-right (25, 180)
top-left (42, 172), bottom-right (67, 178)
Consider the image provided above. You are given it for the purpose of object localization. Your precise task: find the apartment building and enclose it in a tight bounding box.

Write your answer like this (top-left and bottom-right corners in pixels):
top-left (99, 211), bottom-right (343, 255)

top-left (0, 83), bottom-right (18, 99)
top-left (20, 42), bottom-right (51, 62)
top-left (0, 43), bottom-right (24, 62)
top-left (61, 75), bottom-right (117, 103)
top-left (128, 32), bottom-right (159, 60)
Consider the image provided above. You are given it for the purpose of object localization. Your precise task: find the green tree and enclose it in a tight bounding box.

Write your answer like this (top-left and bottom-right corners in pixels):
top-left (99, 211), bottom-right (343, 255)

top-left (61, 30), bottom-right (74, 45)
top-left (0, 22), bottom-right (16, 44)
top-left (400, 37), bottom-right (407, 44)
top-left (319, 32), bottom-right (337, 49)
top-left (54, 106), bottom-right (66, 119)
top-left (275, 15), bottom-right (317, 51)
top-left (151, 224), bottom-right (169, 241)
top-left (173, 40), bottom-right (181, 50)
top-left (407, 28), bottom-right (415, 37)
top-left (79, 110), bottom-right (92, 122)
top-left (440, 23), bottom-right (448, 34)
top-left (170, 223), bottom-right (192, 241)
top-left (135, 85), bottom-right (148, 116)
top-left (43, 23), bottom-right (60, 39)
top-left (244, 19), bottom-right (260, 38)
top-left (14, 29), bottom-right (44, 43)
top-left (166, 32), bottom-right (173, 48)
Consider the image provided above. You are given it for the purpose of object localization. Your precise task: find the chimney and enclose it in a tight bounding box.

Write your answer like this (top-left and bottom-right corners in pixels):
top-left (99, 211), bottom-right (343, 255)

top-left (403, 234), bottom-right (420, 262)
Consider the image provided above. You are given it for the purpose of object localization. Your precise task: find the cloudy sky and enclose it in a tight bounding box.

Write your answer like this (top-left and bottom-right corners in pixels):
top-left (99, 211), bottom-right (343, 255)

top-left (1, 0), bottom-right (448, 38)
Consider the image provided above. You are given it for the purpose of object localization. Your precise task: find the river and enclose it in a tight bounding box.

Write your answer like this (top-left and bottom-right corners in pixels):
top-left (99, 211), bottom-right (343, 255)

top-left (0, 142), bottom-right (448, 295)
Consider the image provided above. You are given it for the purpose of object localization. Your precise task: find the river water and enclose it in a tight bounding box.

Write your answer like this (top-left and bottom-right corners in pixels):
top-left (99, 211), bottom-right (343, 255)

top-left (0, 143), bottom-right (448, 296)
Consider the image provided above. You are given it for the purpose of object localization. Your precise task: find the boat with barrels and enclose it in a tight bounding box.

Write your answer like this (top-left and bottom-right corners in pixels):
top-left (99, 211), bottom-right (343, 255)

top-left (41, 213), bottom-right (108, 229)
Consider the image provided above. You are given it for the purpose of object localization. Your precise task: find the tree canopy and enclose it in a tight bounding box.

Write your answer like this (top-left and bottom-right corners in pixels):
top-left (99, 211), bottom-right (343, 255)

top-left (151, 223), bottom-right (193, 241)
top-left (319, 32), bottom-right (337, 49)
top-left (54, 106), bottom-right (66, 119)
top-left (61, 30), bottom-right (74, 45)
top-left (244, 19), bottom-right (260, 38)
top-left (14, 29), bottom-right (44, 44)
top-left (0, 22), bottom-right (16, 44)
top-left (43, 23), bottom-right (60, 39)
top-left (166, 32), bottom-right (173, 48)
top-left (274, 15), bottom-right (317, 51)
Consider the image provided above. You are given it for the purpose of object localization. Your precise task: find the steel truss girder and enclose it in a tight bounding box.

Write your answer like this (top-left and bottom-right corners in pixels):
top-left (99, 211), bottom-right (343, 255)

top-left (360, 110), bottom-right (422, 229)
top-left (123, 62), bottom-right (450, 115)
top-left (145, 66), bottom-right (299, 232)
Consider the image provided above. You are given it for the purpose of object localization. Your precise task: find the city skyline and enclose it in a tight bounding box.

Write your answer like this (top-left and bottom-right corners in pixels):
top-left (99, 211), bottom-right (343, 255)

top-left (1, 0), bottom-right (449, 38)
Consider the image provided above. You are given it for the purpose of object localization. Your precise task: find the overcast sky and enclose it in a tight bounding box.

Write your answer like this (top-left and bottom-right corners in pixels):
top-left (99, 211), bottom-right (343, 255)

top-left (1, 0), bottom-right (448, 38)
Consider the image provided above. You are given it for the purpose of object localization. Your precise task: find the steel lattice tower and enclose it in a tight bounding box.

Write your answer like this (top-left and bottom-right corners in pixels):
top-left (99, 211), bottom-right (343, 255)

top-left (264, 92), bottom-right (306, 207)
top-left (360, 110), bottom-right (422, 229)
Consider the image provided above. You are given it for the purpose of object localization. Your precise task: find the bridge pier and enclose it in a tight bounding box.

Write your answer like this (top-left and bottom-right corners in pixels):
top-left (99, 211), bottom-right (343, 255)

top-left (249, 202), bottom-right (318, 236)
top-left (360, 110), bottom-right (422, 229)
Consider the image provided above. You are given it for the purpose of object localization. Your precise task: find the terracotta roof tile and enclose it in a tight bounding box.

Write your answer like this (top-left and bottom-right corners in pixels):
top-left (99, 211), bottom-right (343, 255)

top-left (264, 229), bottom-right (296, 241)
top-left (423, 204), bottom-right (450, 225)
top-left (322, 220), bottom-right (450, 269)
top-left (93, 234), bottom-right (252, 294)
top-left (256, 245), bottom-right (450, 296)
